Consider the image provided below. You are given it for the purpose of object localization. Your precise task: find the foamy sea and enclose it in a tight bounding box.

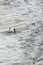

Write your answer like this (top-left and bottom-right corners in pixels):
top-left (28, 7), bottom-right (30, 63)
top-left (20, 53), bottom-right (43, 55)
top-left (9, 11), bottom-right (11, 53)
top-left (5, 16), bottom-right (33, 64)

top-left (0, 0), bottom-right (43, 65)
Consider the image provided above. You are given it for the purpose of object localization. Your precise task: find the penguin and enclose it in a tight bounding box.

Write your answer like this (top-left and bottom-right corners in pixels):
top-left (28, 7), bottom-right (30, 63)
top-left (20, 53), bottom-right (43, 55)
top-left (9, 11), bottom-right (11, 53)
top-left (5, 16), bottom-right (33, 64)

top-left (14, 28), bottom-right (16, 33)
top-left (9, 27), bottom-right (11, 31)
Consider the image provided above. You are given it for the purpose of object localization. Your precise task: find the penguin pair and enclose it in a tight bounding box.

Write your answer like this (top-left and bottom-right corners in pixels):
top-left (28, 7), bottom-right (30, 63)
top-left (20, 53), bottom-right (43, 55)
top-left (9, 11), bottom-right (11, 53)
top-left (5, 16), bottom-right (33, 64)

top-left (9, 28), bottom-right (16, 33)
